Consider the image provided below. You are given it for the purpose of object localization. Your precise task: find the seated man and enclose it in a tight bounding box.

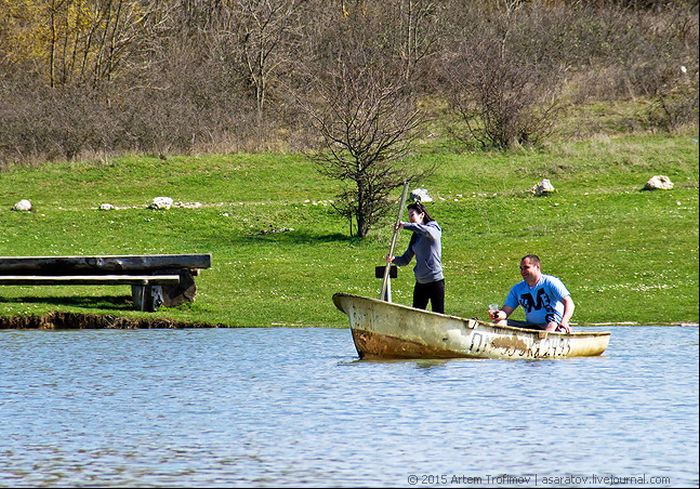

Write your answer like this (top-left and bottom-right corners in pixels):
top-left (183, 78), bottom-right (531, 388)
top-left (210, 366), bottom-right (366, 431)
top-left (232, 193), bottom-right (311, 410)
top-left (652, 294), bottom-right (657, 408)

top-left (490, 254), bottom-right (574, 333)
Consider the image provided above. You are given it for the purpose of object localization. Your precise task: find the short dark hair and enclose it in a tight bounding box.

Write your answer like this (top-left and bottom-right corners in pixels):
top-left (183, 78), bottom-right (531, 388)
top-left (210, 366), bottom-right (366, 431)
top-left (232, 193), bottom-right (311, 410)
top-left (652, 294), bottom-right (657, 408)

top-left (521, 254), bottom-right (541, 266)
top-left (407, 201), bottom-right (434, 223)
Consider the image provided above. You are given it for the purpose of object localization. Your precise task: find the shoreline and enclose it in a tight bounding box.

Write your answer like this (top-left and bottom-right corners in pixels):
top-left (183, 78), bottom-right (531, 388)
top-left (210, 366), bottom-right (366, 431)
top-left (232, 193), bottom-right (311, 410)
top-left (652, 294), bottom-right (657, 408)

top-left (1, 312), bottom-right (697, 330)
top-left (0, 312), bottom-right (229, 330)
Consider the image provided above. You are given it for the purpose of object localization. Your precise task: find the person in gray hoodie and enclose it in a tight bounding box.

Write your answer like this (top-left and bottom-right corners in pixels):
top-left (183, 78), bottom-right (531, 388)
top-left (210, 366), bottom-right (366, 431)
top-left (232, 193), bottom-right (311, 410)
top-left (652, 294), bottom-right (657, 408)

top-left (387, 201), bottom-right (444, 313)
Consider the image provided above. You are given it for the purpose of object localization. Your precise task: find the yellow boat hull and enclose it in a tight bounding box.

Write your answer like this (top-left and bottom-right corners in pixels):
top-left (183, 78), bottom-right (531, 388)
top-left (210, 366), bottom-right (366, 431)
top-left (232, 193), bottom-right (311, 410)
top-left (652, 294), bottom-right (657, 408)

top-left (333, 293), bottom-right (610, 360)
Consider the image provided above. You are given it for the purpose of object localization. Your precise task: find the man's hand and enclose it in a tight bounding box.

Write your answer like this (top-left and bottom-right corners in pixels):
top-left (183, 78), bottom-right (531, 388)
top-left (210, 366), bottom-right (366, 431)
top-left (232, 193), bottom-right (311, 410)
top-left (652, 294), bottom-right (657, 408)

top-left (547, 321), bottom-right (572, 333)
top-left (545, 321), bottom-right (559, 332)
top-left (558, 320), bottom-right (572, 333)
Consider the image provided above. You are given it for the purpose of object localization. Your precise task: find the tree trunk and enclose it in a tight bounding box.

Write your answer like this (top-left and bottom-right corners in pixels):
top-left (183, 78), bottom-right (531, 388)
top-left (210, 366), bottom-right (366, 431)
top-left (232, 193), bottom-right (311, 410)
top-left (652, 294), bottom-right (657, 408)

top-left (356, 185), bottom-right (367, 238)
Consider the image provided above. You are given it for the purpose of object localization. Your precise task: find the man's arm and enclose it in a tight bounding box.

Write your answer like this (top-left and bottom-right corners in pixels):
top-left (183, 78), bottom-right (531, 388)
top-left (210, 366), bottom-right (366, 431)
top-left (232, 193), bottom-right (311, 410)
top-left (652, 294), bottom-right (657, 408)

top-left (492, 305), bottom-right (515, 325)
top-left (546, 295), bottom-right (574, 332)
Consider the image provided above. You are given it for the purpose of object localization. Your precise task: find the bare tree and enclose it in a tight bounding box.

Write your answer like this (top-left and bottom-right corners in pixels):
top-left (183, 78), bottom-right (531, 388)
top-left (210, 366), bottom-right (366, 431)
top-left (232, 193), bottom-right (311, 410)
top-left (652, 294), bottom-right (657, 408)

top-left (298, 10), bottom-right (430, 238)
top-left (396, 0), bottom-right (441, 81)
top-left (41, 0), bottom-right (156, 89)
top-left (233, 0), bottom-right (305, 132)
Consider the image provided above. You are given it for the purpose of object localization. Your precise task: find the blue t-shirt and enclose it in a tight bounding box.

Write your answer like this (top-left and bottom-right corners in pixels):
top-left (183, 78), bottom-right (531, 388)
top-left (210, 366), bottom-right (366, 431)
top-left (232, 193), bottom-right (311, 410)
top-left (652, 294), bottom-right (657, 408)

top-left (503, 275), bottom-right (570, 325)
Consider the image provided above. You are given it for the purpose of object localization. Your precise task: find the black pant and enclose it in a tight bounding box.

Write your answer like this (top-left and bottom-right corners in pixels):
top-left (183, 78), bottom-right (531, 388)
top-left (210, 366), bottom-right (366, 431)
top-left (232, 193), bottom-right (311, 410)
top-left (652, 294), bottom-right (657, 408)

top-left (506, 319), bottom-right (547, 331)
top-left (413, 279), bottom-right (445, 314)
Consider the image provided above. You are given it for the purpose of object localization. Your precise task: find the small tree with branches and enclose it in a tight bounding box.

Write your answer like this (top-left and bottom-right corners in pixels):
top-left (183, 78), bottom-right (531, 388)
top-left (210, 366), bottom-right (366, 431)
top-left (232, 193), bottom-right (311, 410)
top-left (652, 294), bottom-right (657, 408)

top-left (298, 12), bottom-right (430, 238)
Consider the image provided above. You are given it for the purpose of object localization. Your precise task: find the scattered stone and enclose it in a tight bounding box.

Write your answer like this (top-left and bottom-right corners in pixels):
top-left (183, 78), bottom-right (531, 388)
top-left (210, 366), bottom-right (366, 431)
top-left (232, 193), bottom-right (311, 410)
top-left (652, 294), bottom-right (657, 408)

top-left (410, 188), bottom-right (433, 202)
top-left (99, 203), bottom-right (115, 211)
top-left (148, 197), bottom-right (174, 210)
top-left (530, 179), bottom-right (556, 196)
top-left (12, 199), bottom-right (32, 212)
top-left (643, 175), bottom-right (674, 191)
top-left (174, 201), bottom-right (203, 209)
top-left (256, 226), bottom-right (294, 235)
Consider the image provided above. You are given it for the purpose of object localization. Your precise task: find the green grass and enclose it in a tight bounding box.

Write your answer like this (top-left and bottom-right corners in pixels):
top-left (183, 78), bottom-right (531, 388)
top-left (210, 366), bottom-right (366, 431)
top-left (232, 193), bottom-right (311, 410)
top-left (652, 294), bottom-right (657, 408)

top-left (1, 133), bottom-right (698, 327)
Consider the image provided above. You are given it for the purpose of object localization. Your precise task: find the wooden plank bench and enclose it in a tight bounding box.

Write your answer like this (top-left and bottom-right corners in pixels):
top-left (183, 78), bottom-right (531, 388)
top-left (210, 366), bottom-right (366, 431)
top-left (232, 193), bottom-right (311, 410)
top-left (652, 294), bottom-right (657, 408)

top-left (0, 254), bottom-right (211, 312)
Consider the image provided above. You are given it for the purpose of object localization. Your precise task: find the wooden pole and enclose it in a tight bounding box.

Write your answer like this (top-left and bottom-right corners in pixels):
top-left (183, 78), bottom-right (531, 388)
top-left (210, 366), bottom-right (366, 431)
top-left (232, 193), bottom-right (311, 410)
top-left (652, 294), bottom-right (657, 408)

top-left (380, 181), bottom-right (410, 301)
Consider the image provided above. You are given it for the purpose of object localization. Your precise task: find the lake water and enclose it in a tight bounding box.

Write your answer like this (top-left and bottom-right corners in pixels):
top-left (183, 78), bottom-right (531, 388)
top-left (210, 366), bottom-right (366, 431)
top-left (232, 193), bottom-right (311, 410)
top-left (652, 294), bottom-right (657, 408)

top-left (0, 326), bottom-right (697, 488)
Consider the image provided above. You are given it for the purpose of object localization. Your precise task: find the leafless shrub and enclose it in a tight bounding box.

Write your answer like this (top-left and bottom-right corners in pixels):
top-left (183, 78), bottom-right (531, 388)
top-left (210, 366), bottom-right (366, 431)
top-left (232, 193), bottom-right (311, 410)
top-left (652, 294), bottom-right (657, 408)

top-left (441, 2), bottom-right (569, 149)
top-left (556, 2), bottom-right (698, 130)
top-left (634, 8), bottom-right (699, 130)
top-left (0, 77), bottom-right (119, 165)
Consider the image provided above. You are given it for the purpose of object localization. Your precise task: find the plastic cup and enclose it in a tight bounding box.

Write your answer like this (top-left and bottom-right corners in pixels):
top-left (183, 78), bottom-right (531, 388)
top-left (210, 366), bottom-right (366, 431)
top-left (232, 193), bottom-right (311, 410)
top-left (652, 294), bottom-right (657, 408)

top-left (488, 303), bottom-right (499, 320)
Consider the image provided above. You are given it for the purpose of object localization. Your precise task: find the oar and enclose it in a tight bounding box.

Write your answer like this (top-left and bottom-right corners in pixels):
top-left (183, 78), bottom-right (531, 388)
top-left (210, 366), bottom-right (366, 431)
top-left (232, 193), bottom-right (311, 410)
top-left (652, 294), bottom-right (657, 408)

top-left (380, 180), bottom-right (410, 301)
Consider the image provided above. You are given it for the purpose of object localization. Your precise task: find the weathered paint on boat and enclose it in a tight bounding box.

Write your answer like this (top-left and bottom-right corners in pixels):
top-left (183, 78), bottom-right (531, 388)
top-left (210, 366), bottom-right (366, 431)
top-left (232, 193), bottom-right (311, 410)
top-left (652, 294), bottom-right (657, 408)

top-left (332, 293), bottom-right (611, 360)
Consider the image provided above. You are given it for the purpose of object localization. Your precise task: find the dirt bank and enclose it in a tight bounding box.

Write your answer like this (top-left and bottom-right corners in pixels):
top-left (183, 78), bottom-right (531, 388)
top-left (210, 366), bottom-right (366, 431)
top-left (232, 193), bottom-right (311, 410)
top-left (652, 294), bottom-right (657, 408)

top-left (0, 312), bottom-right (225, 329)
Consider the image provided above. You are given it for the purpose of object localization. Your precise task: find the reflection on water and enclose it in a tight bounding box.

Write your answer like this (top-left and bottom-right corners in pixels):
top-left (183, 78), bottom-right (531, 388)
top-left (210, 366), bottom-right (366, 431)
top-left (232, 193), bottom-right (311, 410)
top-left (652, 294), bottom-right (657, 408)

top-left (0, 327), bottom-right (697, 487)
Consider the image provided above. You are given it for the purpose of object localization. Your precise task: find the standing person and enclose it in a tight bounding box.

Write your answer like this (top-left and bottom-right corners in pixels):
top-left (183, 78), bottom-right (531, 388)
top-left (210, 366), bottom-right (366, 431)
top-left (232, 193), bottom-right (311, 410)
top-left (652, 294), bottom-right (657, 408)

top-left (490, 254), bottom-right (574, 333)
top-left (387, 201), bottom-right (444, 313)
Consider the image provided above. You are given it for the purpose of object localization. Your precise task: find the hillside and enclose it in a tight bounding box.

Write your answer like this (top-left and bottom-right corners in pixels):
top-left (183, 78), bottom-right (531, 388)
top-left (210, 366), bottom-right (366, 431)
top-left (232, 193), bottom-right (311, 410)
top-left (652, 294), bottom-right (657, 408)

top-left (0, 133), bottom-right (698, 327)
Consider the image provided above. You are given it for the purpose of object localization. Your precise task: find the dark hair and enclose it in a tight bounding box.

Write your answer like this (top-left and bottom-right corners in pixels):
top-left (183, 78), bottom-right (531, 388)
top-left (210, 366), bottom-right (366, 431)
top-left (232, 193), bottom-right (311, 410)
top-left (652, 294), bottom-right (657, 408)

top-left (407, 201), bottom-right (435, 223)
top-left (521, 254), bottom-right (541, 266)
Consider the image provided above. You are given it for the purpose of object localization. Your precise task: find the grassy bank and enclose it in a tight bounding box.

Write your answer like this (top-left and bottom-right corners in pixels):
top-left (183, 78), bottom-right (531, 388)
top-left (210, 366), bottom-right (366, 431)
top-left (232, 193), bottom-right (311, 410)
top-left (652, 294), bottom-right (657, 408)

top-left (0, 133), bottom-right (698, 327)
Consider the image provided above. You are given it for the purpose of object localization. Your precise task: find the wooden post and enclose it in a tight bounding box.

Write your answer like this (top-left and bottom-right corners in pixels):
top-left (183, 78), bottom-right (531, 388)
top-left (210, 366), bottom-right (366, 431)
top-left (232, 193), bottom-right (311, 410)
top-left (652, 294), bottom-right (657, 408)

top-left (380, 181), bottom-right (409, 302)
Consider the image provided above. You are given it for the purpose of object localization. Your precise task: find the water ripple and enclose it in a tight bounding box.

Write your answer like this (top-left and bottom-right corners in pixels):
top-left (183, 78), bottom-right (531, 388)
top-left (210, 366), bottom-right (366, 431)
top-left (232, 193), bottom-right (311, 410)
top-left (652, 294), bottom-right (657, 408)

top-left (1, 327), bottom-right (697, 487)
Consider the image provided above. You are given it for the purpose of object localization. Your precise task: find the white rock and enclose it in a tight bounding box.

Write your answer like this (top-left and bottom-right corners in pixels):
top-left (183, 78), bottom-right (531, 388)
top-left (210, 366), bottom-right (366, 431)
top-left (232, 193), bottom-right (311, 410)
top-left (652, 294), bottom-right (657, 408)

top-left (530, 179), bottom-right (556, 196)
top-left (148, 196), bottom-right (173, 210)
top-left (410, 188), bottom-right (433, 202)
top-left (99, 203), bottom-right (115, 211)
top-left (12, 199), bottom-right (32, 211)
top-left (644, 175), bottom-right (674, 191)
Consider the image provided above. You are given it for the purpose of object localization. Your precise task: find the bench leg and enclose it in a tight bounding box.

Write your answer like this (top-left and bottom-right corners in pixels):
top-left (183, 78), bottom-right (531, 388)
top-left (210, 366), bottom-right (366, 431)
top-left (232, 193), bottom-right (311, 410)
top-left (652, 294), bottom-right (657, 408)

top-left (131, 285), bottom-right (163, 312)
top-left (161, 269), bottom-right (197, 307)
top-left (151, 286), bottom-right (164, 311)
top-left (132, 285), bottom-right (149, 311)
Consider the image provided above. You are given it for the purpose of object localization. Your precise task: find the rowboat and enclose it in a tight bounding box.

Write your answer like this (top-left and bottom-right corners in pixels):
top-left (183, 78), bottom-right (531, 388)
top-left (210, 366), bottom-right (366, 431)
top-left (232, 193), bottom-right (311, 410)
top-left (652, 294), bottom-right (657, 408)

top-left (333, 293), bottom-right (611, 360)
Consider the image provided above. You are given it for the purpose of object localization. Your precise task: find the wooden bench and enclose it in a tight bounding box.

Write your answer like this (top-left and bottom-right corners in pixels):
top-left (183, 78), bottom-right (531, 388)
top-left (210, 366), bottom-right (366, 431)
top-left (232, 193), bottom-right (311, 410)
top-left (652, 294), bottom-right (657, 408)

top-left (0, 254), bottom-right (212, 312)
